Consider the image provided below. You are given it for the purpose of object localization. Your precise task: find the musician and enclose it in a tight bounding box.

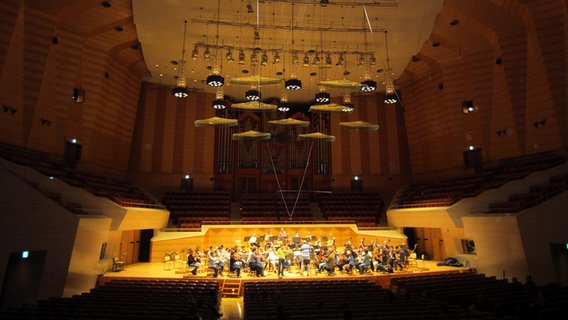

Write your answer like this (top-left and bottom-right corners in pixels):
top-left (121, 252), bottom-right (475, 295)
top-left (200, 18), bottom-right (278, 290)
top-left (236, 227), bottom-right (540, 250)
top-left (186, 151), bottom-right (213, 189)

top-left (249, 233), bottom-right (258, 247)
top-left (316, 248), bottom-right (329, 274)
top-left (264, 230), bottom-right (274, 250)
top-left (326, 234), bottom-right (336, 247)
top-left (394, 246), bottom-right (407, 271)
top-left (278, 227), bottom-right (288, 240)
top-left (358, 249), bottom-right (371, 275)
top-left (300, 240), bottom-right (312, 276)
top-left (206, 249), bottom-right (221, 277)
top-left (229, 250), bottom-right (244, 278)
top-left (358, 238), bottom-right (366, 249)
top-left (276, 244), bottom-right (288, 277)
top-left (216, 246), bottom-right (229, 274)
top-left (324, 249), bottom-right (337, 275)
top-left (248, 247), bottom-right (265, 277)
top-left (187, 249), bottom-right (201, 275)
top-left (342, 250), bottom-right (356, 274)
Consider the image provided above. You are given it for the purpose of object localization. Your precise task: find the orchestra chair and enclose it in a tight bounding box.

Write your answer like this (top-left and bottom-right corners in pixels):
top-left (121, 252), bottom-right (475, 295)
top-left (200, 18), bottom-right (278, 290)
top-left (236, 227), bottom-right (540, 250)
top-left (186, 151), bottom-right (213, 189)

top-left (112, 256), bottom-right (124, 272)
top-left (174, 252), bottom-right (184, 269)
top-left (163, 251), bottom-right (175, 270)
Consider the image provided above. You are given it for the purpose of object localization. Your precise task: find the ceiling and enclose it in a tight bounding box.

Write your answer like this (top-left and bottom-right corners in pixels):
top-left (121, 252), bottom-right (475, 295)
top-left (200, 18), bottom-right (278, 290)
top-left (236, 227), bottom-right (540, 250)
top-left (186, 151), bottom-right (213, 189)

top-left (133, 0), bottom-right (443, 103)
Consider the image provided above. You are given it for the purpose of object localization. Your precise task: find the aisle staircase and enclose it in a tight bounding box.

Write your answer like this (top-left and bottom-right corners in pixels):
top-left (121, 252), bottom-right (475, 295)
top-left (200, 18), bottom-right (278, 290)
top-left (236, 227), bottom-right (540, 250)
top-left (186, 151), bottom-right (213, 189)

top-left (221, 279), bottom-right (242, 297)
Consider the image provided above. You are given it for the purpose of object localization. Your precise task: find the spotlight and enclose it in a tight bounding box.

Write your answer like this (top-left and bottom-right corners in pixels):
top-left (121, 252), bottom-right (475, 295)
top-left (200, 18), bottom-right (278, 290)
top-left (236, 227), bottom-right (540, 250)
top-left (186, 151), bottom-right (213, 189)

top-left (325, 53), bottom-right (332, 66)
top-left (226, 50), bottom-right (234, 62)
top-left (302, 53), bottom-right (310, 67)
top-left (191, 47), bottom-right (199, 60)
top-left (370, 55), bottom-right (376, 66)
top-left (261, 52), bottom-right (268, 66)
top-left (358, 55), bottom-right (365, 67)
top-left (292, 54), bottom-right (300, 65)
top-left (273, 52), bottom-right (281, 64)
top-left (247, 2), bottom-right (254, 13)
top-left (250, 52), bottom-right (258, 66)
top-left (238, 50), bottom-right (246, 64)
top-left (312, 54), bottom-right (320, 66)
top-left (203, 47), bottom-right (211, 60)
top-left (336, 54), bottom-right (345, 67)
top-left (462, 100), bottom-right (475, 113)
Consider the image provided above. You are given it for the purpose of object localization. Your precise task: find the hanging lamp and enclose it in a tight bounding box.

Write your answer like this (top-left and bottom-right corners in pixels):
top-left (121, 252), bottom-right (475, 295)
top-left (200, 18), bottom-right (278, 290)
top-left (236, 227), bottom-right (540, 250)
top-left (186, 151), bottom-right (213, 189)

top-left (172, 20), bottom-right (190, 98)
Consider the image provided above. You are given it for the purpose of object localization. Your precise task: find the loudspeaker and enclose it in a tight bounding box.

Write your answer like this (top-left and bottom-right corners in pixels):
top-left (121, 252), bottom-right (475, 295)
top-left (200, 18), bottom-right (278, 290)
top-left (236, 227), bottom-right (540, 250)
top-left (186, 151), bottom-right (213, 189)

top-left (181, 177), bottom-right (193, 191)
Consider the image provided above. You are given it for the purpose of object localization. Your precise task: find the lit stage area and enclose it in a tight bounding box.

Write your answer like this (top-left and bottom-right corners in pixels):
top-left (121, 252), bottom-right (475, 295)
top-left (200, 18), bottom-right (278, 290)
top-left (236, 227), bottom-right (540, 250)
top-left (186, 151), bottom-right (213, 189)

top-left (101, 259), bottom-right (469, 286)
top-left (104, 223), bottom-right (471, 290)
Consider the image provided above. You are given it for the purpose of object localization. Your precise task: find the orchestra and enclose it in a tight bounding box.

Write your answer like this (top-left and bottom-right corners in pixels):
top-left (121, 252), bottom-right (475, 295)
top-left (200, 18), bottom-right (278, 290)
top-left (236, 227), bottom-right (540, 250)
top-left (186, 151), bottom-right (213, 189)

top-left (186, 229), bottom-right (413, 278)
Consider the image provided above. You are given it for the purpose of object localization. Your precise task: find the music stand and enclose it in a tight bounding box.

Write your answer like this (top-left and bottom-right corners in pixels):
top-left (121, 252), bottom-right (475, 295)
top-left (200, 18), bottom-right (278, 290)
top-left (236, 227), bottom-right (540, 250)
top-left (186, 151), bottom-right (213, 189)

top-left (244, 236), bottom-right (251, 242)
top-left (292, 236), bottom-right (301, 244)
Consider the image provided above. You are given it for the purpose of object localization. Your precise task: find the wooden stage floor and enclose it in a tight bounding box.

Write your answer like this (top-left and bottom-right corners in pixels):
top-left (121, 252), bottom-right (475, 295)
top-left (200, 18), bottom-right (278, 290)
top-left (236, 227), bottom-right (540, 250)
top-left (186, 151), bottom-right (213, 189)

top-left (103, 260), bottom-right (467, 282)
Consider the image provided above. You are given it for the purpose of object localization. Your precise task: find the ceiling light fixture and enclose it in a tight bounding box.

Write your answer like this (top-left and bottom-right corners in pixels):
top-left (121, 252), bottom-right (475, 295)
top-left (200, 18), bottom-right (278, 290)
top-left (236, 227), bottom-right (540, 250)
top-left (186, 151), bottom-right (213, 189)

top-left (278, 92), bottom-right (289, 112)
top-left (342, 91), bottom-right (354, 112)
top-left (285, 1), bottom-right (302, 91)
top-left (212, 87), bottom-right (226, 109)
top-left (206, 0), bottom-right (224, 87)
top-left (191, 45), bottom-right (199, 60)
top-left (172, 20), bottom-right (190, 98)
top-left (359, 13), bottom-right (376, 93)
top-left (382, 31), bottom-right (398, 104)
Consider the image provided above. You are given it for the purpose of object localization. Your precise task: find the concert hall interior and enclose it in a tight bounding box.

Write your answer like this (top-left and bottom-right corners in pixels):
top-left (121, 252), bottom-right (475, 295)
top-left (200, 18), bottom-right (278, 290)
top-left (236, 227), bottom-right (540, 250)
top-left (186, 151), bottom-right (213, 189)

top-left (1, 0), bottom-right (568, 319)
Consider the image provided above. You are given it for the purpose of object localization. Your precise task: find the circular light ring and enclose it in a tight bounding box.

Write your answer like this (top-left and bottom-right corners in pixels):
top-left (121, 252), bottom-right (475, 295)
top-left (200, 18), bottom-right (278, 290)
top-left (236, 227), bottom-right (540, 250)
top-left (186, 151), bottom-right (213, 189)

top-left (172, 86), bottom-right (189, 98)
top-left (232, 130), bottom-right (271, 141)
top-left (230, 75), bottom-right (281, 85)
top-left (231, 101), bottom-right (277, 111)
top-left (268, 118), bottom-right (310, 127)
top-left (206, 74), bottom-right (224, 87)
top-left (298, 132), bottom-right (335, 142)
top-left (194, 117), bottom-right (238, 127)
top-left (360, 80), bottom-right (377, 92)
top-left (308, 103), bottom-right (346, 113)
top-left (246, 89), bottom-right (261, 101)
top-left (318, 79), bottom-right (363, 89)
top-left (285, 78), bottom-right (302, 91)
top-left (315, 92), bottom-right (331, 103)
top-left (339, 121), bottom-right (379, 131)
top-left (212, 99), bottom-right (226, 109)
top-left (341, 103), bottom-right (355, 112)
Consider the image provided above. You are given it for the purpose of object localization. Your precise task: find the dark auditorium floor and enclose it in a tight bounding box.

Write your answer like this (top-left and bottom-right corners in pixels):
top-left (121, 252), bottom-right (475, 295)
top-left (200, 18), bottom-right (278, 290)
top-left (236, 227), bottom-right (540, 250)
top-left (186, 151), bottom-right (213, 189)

top-left (102, 261), bottom-right (469, 319)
